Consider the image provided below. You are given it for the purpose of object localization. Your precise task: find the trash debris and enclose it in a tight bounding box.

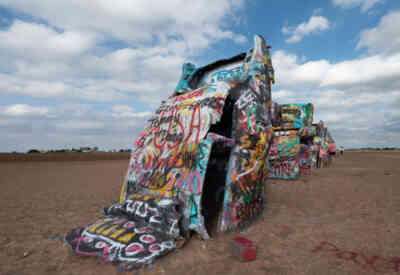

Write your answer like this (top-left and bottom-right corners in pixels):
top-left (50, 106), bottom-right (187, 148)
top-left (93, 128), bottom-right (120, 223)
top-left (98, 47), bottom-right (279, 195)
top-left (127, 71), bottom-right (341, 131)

top-left (229, 237), bottom-right (257, 262)
top-left (46, 234), bottom-right (62, 241)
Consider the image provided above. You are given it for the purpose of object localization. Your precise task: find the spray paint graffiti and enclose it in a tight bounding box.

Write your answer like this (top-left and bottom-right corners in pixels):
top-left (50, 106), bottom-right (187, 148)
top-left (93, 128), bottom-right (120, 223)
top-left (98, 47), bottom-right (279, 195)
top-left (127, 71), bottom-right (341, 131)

top-left (219, 35), bottom-right (275, 231)
top-left (66, 34), bottom-right (275, 268)
top-left (268, 156), bottom-right (299, 180)
top-left (299, 144), bottom-right (313, 176)
top-left (200, 62), bottom-right (244, 86)
top-left (122, 82), bottom-right (231, 200)
top-left (265, 102), bottom-right (324, 178)
top-left (298, 126), bottom-right (317, 137)
top-left (121, 36), bottom-right (275, 234)
top-left (298, 125), bottom-right (316, 175)
top-left (65, 197), bottom-right (180, 269)
top-left (124, 35), bottom-right (275, 234)
top-left (267, 130), bottom-right (300, 179)
top-left (280, 103), bottom-right (314, 129)
top-left (268, 101), bottom-right (281, 127)
top-left (310, 144), bottom-right (319, 168)
top-left (318, 126), bottom-right (330, 168)
top-left (266, 99), bottom-right (337, 177)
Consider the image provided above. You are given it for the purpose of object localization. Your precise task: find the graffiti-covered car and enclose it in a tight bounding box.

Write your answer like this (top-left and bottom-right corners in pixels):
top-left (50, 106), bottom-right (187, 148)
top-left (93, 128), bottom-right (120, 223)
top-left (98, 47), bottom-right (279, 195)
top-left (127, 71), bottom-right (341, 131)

top-left (65, 35), bottom-right (275, 269)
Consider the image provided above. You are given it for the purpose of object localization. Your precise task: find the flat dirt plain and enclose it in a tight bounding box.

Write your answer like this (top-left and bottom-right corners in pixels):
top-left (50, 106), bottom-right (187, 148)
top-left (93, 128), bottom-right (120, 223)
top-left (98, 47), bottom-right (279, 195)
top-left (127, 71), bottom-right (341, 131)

top-left (0, 151), bottom-right (399, 275)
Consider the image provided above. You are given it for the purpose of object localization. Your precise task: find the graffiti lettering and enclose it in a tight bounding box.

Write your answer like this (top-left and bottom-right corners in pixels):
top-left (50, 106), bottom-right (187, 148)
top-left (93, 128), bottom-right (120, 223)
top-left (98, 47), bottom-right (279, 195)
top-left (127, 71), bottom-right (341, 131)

top-left (236, 90), bottom-right (256, 110)
top-left (206, 65), bottom-right (242, 84)
top-left (66, 34), bottom-right (276, 269)
top-left (65, 198), bottom-right (180, 269)
top-left (268, 157), bottom-right (299, 180)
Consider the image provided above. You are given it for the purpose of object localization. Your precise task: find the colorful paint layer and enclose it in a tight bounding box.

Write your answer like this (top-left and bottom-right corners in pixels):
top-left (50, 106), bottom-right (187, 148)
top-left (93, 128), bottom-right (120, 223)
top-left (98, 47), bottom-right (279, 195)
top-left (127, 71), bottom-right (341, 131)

top-left (267, 130), bottom-right (300, 179)
top-left (66, 34), bottom-right (275, 268)
top-left (280, 103), bottom-right (314, 129)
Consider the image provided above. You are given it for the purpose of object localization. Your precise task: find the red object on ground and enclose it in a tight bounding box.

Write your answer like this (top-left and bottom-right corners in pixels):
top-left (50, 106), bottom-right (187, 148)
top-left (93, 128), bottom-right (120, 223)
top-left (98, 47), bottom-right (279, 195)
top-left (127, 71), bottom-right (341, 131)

top-left (229, 237), bottom-right (257, 262)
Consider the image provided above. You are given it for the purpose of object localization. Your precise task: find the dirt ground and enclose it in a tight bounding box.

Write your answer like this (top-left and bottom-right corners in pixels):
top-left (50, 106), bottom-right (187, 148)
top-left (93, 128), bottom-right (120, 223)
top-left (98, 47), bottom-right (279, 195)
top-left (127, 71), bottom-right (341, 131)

top-left (0, 152), bottom-right (131, 162)
top-left (0, 151), bottom-right (399, 275)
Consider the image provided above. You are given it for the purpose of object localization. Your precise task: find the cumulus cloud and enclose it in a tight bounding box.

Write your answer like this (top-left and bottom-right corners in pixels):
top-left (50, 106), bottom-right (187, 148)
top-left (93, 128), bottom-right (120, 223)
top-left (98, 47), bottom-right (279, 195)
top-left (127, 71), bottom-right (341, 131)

top-left (272, 50), bottom-right (330, 87)
top-left (271, 87), bottom-right (400, 148)
top-left (0, 1), bottom-right (398, 151)
top-left (56, 120), bottom-right (105, 131)
top-left (331, 0), bottom-right (383, 12)
top-left (282, 16), bottom-right (330, 43)
top-left (0, 1), bottom-right (251, 151)
top-left (0, 103), bottom-right (151, 151)
top-left (357, 11), bottom-right (400, 55)
top-left (0, 20), bottom-right (97, 61)
top-left (0, 73), bottom-right (129, 101)
top-left (384, 107), bottom-right (400, 133)
top-left (1, 104), bottom-right (51, 117)
top-left (0, 20), bottom-right (184, 102)
top-left (320, 54), bottom-right (400, 89)
top-left (275, 10), bottom-right (400, 93)
top-left (271, 48), bottom-right (400, 148)
top-left (1, 0), bottom-right (245, 53)
top-left (271, 10), bottom-right (400, 148)
top-left (272, 90), bottom-right (295, 101)
top-left (111, 105), bottom-right (152, 118)
top-left (0, 0), bottom-right (250, 107)
top-left (272, 50), bottom-right (400, 92)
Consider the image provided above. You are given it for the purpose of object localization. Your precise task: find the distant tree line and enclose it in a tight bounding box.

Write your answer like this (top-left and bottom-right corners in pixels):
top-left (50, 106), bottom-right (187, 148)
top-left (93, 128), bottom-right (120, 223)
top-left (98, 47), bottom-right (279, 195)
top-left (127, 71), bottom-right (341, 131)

top-left (26, 147), bottom-right (131, 154)
top-left (346, 147), bottom-right (399, 151)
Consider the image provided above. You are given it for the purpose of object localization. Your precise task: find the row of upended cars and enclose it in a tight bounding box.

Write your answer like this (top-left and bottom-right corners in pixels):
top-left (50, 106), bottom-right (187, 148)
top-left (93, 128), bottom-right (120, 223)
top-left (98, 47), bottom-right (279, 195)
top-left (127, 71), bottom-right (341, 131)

top-left (65, 35), bottom-right (336, 270)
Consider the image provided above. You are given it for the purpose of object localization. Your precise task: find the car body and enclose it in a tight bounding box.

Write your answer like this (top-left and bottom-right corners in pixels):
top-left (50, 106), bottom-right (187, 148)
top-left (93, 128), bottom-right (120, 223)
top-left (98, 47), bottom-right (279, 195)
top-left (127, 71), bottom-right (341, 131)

top-left (66, 34), bottom-right (275, 269)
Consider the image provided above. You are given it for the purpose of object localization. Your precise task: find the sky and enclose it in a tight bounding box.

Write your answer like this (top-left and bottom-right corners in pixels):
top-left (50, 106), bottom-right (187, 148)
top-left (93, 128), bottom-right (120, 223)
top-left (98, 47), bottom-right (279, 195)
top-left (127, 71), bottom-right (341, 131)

top-left (0, 0), bottom-right (399, 152)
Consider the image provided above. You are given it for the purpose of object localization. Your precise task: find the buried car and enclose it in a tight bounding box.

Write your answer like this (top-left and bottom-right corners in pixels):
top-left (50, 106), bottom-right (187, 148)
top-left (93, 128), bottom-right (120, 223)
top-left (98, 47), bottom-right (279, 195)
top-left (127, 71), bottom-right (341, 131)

top-left (65, 35), bottom-right (275, 269)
